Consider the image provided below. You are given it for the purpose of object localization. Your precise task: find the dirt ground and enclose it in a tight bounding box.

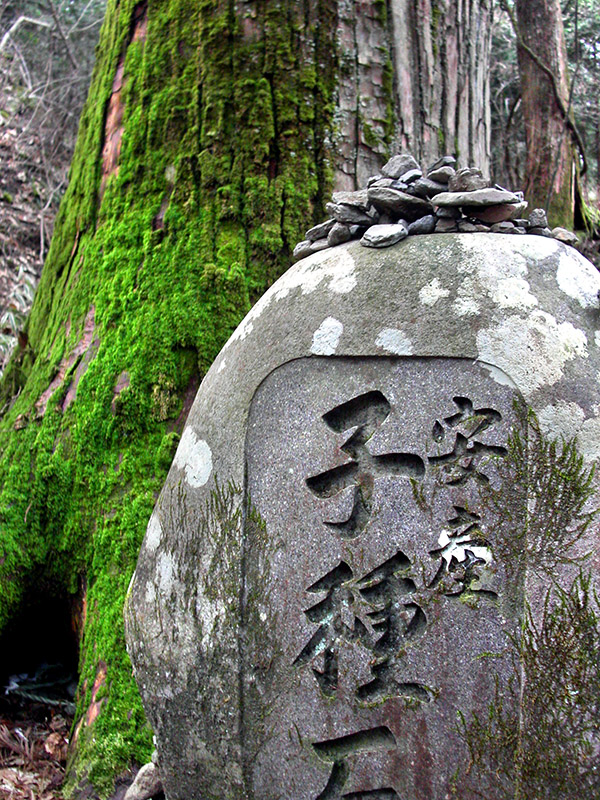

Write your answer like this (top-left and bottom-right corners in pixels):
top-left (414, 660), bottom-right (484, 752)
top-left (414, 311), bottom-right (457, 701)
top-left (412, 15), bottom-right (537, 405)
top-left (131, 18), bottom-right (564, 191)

top-left (0, 697), bottom-right (71, 800)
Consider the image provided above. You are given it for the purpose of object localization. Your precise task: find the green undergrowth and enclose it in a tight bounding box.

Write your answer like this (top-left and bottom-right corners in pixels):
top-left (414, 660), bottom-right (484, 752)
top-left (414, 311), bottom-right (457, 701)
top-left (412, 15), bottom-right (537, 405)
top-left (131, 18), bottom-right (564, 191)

top-left (0, 0), bottom-right (339, 794)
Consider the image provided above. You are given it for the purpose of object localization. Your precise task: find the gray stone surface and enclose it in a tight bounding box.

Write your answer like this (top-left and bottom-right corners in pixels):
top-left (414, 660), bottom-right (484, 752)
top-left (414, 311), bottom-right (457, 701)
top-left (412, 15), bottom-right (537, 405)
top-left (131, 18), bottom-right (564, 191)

top-left (427, 165), bottom-right (455, 183)
top-left (381, 153), bottom-right (420, 178)
top-left (305, 218), bottom-right (335, 242)
top-left (367, 186), bottom-right (432, 220)
top-left (490, 221), bottom-right (515, 233)
top-left (123, 763), bottom-right (162, 800)
top-left (409, 177), bottom-right (447, 199)
top-left (529, 225), bottom-right (553, 237)
top-left (331, 189), bottom-right (370, 210)
top-left (407, 215), bottom-right (436, 235)
top-left (528, 208), bottom-right (548, 228)
top-left (327, 202), bottom-right (375, 226)
top-left (552, 226), bottom-right (578, 245)
top-left (327, 222), bottom-right (352, 247)
top-left (448, 167), bottom-right (489, 192)
top-left (435, 217), bottom-right (458, 232)
top-left (126, 234), bottom-right (600, 800)
top-left (360, 222), bottom-right (408, 247)
top-left (397, 167), bottom-right (422, 183)
top-left (463, 202), bottom-right (525, 224)
top-left (428, 155), bottom-right (456, 170)
top-left (432, 188), bottom-right (519, 207)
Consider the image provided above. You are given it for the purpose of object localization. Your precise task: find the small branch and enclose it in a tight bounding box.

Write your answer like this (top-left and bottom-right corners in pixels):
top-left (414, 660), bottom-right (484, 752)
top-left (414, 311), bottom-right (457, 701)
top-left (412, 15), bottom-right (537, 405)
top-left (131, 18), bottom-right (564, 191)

top-left (45, 0), bottom-right (79, 71)
top-left (0, 15), bottom-right (52, 53)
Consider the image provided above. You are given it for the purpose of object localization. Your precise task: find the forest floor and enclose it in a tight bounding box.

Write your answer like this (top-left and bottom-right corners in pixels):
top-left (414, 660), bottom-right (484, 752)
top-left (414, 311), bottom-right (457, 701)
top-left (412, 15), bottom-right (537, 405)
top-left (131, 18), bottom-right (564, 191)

top-left (0, 698), bottom-right (71, 800)
top-left (0, 66), bottom-right (67, 378)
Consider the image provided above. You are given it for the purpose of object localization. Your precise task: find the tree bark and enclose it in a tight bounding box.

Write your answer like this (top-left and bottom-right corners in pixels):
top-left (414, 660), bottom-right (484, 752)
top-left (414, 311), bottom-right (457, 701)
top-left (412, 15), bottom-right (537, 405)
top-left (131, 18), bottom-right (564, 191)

top-left (515, 0), bottom-right (575, 227)
top-left (0, 0), bottom-right (492, 794)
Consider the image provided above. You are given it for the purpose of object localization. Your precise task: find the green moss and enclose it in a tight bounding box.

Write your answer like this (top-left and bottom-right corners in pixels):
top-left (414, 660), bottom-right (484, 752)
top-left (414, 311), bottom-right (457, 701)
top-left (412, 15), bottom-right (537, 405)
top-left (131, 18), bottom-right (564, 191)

top-left (0, 0), bottom-right (339, 795)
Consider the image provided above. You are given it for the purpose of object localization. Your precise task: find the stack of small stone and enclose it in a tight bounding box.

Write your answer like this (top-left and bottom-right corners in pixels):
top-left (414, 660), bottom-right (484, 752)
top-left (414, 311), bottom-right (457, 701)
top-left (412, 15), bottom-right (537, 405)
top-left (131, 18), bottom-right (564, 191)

top-left (293, 153), bottom-right (578, 260)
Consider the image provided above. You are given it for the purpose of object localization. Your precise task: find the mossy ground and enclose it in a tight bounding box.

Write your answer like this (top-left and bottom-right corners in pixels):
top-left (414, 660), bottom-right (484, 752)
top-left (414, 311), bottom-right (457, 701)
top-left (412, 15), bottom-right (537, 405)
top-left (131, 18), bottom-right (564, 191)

top-left (0, 0), bottom-right (345, 794)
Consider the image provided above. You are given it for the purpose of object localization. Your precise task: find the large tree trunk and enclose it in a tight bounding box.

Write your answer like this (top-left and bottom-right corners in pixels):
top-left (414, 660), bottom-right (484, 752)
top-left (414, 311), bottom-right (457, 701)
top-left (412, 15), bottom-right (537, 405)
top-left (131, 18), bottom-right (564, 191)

top-left (0, 0), bottom-right (491, 795)
top-left (515, 0), bottom-right (575, 227)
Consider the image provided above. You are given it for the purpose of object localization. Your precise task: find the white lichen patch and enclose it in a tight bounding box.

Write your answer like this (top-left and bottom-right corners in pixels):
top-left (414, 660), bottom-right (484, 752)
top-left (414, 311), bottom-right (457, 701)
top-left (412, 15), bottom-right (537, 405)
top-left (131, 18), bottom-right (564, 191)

top-left (145, 512), bottom-right (162, 552)
top-left (375, 328), bottom-right (413, 355)
top-left (217, 358), bottom-right (227, 373)
top-left (536, 401), bottom-right (586, 442)
top-left (196, 593), bottom-right (226, 649)
top-left (577, 417), bottom-right (600, 462)
top-left (556, 248), bottom-right (600, 308)
top-left (224, 248), bottom-right (356, 348)
top-left (491, 277), bottom-right (538, 310)
top-left (419, 277), bottom-right (450, 306)
top-left (174, 427), bottom-right (213, 487)
top-left (457, 236), bottom-right (539, 311)
top-left (157, 551), bottom-right (176, 595)
top-left (437, 528), bottom-right (492, 566)
top-left (476, 311), bottom-right (588, 397)
top-left (311, 317), bottom-right (344, 355)
top-left (145, 581), bottom-right (156, 604)
top-left (453, 295), bottom-right (480, 317)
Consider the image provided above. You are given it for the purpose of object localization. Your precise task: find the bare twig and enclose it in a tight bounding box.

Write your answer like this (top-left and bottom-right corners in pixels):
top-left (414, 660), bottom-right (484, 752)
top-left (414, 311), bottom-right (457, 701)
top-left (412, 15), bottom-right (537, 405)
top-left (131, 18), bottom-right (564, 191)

top-left (45, 0), bottom-right (79, 70)
top-left (0, 15), bottom-right (52, 53)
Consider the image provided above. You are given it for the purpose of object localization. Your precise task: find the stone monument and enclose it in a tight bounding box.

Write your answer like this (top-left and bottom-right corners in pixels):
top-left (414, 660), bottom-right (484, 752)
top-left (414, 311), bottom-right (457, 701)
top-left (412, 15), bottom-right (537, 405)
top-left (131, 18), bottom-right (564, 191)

top-left (125, 233), bottom-right (600, 799)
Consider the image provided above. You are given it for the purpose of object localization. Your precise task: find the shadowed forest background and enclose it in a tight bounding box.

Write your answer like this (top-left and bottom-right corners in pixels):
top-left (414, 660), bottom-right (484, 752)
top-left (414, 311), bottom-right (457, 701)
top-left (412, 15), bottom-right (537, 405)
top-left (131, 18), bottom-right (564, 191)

top-left (0, 0), bottom-right (599, 797)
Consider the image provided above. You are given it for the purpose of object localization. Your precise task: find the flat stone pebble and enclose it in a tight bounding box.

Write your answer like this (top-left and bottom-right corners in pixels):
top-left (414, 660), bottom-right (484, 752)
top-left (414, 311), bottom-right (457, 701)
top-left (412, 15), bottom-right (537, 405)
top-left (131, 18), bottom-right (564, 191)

top-left (490, 221), bottom-right (515, 233)
top-left (427, 155), bottom-right (456, 172)
top-left (293, 238), bottom-right (330, 260)
top-left (436, 206), bottom-right (461, 219)
top-left (360, 222), bottom-right (408, 248)
top-left (326, 202), bottom-right (375, 226)
top-left (463, 202), bottom-right (526, 224)
top-left (552, 227), bottom-right (578, 245)
top-left (327, 222), bottom-right (351, 246)
top-left (457, 220), bottom-right (480, 233)
top-left (369, 177), bottom-right (395, 189)
top-left (305, 218), bottom-right (335, 241)
top-left (427, 166), bottom-right (455, 184)
top-left (528, 208), bottom-right (548, 228)
top-left (367, 186), bottom-right (432, 220)
top-left (448, 167), bottom-right (489, 192)
top-left (408, 215), bottom-right (436, 235)
top-left (435, 218), bottom-right (458, 232)
top-left (381, 153), bottom-right (420, 179)
top-left (397, 167), bottom-right (422, 184)
top-left (124, 763), bottom-right (163, 800)
top-left (529, 226), bottom-right (553, 237)
top-left (331, 189), bottom-right (369, 210)
top-left (432, 188), bottom-right (519, 207)
top-left (409, 177), bottom-right (447, 199)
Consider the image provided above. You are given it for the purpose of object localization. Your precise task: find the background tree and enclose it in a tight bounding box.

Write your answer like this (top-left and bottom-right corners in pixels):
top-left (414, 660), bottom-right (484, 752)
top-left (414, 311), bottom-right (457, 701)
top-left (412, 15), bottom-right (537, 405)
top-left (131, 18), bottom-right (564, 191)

top-left (515, 0), bottom-right (581, 228)
top-left (0, 0), bottom-right (492, 796)
top-left (492, 0), bottom-right (593, 229)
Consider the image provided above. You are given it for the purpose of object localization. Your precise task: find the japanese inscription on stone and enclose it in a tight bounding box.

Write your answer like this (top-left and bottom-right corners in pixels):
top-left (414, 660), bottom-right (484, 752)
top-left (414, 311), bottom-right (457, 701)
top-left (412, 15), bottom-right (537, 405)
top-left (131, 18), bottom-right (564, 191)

top-left (244, 358), bottom-right (522, 800)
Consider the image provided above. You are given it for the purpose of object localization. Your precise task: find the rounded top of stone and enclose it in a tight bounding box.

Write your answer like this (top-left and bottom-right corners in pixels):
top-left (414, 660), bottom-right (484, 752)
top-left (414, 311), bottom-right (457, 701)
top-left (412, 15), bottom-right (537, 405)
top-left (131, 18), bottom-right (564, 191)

top-left (126, 231), bottom-right (600, 800)
top-left (209, 233), bottom-right (599, 412)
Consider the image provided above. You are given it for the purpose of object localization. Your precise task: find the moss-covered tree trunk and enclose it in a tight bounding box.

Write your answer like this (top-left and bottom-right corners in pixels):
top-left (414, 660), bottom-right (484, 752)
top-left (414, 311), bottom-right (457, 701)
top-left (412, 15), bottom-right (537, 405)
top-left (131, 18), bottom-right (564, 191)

top-left (0, 0), bottom-right (491, 795)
